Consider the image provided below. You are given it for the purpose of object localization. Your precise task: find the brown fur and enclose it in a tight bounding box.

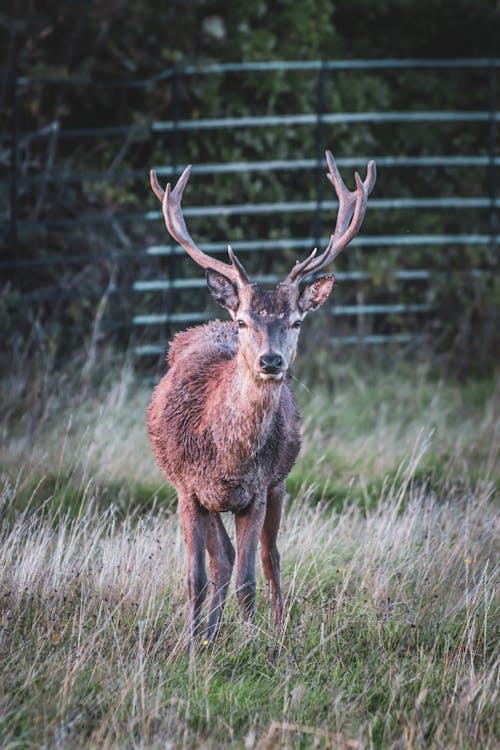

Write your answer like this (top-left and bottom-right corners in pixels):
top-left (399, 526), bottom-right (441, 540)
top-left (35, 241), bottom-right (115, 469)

top-left (147, 273), bottom-right (336, 641)
top-left (147, 283), bottom-right (315, 641)
top-left (148, 319), bottom-right (301, 515)
top-left (147, 151), bottom-right (375, 641)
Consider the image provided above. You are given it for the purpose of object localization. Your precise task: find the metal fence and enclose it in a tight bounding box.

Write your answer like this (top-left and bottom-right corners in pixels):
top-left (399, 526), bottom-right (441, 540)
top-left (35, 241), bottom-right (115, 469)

top-left (2, 58), bottom-right (498, 359)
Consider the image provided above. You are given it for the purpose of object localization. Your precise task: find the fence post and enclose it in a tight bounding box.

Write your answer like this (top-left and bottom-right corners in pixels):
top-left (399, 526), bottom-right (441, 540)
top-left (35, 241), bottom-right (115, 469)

top-left (487, 62), bottom-right (497, 253)
top-left (313, 62), bottom-right (327, 253)
top-left (161, 66), bottom-right (183, 354)
top-left (9, 64), bottom-right (18, 257)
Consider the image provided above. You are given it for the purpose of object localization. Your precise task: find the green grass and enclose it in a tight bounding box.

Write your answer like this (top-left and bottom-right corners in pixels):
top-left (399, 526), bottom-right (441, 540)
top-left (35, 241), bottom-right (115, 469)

top-left (0, 357), bottom-right (498, 748)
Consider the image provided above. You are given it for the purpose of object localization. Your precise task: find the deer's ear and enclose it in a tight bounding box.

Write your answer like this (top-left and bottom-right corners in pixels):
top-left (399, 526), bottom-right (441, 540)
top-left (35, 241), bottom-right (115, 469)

top-left (297, 274), bottom-right (334, 313)
top-left (206, 268), bottom-right (240, 312)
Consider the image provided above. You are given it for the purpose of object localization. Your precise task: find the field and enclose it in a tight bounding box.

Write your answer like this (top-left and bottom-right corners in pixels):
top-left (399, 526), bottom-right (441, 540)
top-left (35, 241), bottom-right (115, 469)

top-left (0, 352), bottom-right (498, 749)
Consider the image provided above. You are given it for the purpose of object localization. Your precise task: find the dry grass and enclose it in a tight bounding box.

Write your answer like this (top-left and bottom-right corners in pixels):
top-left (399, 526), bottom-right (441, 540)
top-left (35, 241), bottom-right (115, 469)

top-left (0, 355), bottom-right (498, 748)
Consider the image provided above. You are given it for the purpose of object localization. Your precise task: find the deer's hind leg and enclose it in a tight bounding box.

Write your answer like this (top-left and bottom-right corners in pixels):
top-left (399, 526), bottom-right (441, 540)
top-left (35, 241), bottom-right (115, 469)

top-left (206, 513), bottom-right (235, 640)
top-left (260, 481), bottom-right (285, 629)
top-left (178, 493), bottom-right (209, 642)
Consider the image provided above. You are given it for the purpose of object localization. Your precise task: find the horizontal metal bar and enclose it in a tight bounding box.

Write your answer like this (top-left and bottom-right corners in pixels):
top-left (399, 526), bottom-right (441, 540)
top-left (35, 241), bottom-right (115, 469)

top-left (15, 58), bottom-right (500, 89)
top-left (151, 111), bottom-right (497, 134)
top-left (332, 303), bottom-right (431, 315)
top-left (19, 196), bottom-right (500, 230)
top-left (6, 120), bottom-right (60, 144)
top-left (174, 198), bottom-right (500, 216)
top-left (3, 154), bottom-right (499, 189)
top-left (11, 270), bottom-right (485, 303)
top-left (0, 121), bottom-right (148, 144)
top-left (134, 278), bottom-right (207, 291)
top-left (145, 240), bottom-right (313, 256)
top-left (330, 333), bottom-right (417, 345)
top-left (146, 234), bottom-right (497, 257)
top-left (133, 303), bottom-right (431, 326)
top-left (133, 332), bottom-right (420, 357)
top-left (152, 154), bottom-right (500, 176)
top-left (0, 248), bottom-right (144, 270)
top-left (134, 267), bottom-right (488, 292)
top-left (133, 269), bottom-right (432, 292)
top-left (2, 233), bottom-right (494, 271)
top-left (134, 345), bottom-right (168, 356)
top-left (171, 58), bottom-right (500, 74)
top-left (133, 312), bottom-right (212, 325)
top-left (5, 108), bottom-right (496, 144)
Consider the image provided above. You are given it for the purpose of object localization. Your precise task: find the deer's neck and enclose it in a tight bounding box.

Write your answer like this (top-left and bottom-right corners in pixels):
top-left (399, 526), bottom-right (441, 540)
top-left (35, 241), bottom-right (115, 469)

top-left (204, 352), bottom-right (283, 470)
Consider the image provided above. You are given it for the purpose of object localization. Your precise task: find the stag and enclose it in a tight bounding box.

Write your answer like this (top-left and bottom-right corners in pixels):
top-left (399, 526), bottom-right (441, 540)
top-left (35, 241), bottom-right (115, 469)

top-left (147, 151), bottom-right (376, 641)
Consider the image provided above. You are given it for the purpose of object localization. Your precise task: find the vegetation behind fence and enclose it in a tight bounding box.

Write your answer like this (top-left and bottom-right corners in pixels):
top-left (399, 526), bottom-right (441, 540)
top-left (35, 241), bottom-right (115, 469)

top-left (1, 57), bottom-right (499, 373)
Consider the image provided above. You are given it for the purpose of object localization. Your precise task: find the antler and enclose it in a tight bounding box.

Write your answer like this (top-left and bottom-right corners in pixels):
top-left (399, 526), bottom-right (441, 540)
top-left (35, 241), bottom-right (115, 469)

top-left (286, 150), bottom-right (376, 285)
top-left (150, 166), bottom-right (249, 287)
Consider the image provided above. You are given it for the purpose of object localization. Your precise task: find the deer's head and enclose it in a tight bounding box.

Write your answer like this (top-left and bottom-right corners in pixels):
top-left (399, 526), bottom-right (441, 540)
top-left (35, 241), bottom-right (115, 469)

top-left (150, 151), bottom-right (376, 383)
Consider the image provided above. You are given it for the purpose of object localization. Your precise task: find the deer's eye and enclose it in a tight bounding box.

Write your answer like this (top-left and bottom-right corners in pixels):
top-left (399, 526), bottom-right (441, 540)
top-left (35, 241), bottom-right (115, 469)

top-left (292, 319), bottom-right (302, 329)
top-left (237, 319), bottom-right (247, 329)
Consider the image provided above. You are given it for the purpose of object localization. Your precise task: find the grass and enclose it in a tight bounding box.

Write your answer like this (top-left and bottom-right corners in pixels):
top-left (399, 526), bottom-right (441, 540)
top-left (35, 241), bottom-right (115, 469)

top-left (0, 353), bottom-right (498, 748)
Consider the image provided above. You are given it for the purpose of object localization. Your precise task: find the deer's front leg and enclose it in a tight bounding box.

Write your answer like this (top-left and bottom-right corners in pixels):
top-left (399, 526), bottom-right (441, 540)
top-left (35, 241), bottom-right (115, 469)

top-left (235, 496), bottom-right (267, 622)
top-left (178, 493), bottom-right (209, 641)
top-left (206, 513), bottom-right (235, 641)
top-left (260, 481), bottom-right (285, 629)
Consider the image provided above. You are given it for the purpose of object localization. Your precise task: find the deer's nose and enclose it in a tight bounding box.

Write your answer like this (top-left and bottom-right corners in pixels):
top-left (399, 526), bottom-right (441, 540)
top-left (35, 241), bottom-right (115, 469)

top-left (259, 353), bottom-right (284, 374)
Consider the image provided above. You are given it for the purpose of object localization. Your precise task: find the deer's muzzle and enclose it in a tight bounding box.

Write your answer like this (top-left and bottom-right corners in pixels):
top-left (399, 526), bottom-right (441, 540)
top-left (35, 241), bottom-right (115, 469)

top-left (257, 352), bottom-right (284, 381)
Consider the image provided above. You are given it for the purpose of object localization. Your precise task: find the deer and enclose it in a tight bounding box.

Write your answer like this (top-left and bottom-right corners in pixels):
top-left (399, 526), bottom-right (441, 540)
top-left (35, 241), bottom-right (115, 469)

top-left (147, 151), bottom-right (376, 643)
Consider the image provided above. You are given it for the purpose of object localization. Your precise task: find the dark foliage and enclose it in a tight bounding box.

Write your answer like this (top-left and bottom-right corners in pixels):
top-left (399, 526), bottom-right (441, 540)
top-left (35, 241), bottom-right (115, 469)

top-left (1, 1), bottom-right (499, 374)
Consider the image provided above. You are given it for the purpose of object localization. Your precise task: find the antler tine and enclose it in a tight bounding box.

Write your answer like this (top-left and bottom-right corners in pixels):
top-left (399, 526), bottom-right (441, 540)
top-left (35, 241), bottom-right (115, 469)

top-left (286, 151), bottom-right (376, 285)
top-left (150, 169), bottom-right (165, 202)
top-left (227, 245), bottom-right (250, 284)
top-left (150, 166), bottom-right (249, 287)
top-left (286, 248), bottom-right (318, 282)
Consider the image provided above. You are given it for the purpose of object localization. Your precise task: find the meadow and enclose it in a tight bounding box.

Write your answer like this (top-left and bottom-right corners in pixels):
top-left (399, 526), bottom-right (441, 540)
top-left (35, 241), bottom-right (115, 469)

top-left (0, 351), bottom-right (498, 749)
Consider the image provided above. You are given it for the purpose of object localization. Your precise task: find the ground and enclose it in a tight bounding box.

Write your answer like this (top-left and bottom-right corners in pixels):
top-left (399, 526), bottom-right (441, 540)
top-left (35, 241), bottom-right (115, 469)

top-left (0, 354), bottom-right (498, 748)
